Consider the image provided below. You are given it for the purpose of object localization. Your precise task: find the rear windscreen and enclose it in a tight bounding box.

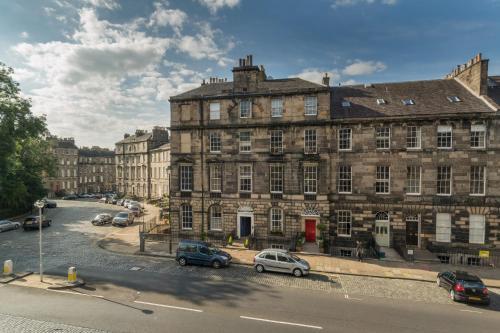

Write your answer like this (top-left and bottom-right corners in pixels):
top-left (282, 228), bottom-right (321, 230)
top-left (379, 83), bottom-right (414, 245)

top-left (463, 281), bottom-right (484, 288)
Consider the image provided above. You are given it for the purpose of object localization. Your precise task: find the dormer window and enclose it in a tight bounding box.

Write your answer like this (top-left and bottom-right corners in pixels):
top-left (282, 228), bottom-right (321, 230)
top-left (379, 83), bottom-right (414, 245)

top-left (402, 99), bottom-right (415, 105)
top-left (376, 98), bottom-right (386, 105)
top-left (447, 96), bottom-right (461, 103)
top-left (341, 100), bottom-right (351, 107)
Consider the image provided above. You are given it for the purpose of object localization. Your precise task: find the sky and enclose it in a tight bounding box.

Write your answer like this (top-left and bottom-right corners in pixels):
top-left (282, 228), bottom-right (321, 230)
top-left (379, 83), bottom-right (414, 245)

top-left (1, 0), bottom-right (499, 149)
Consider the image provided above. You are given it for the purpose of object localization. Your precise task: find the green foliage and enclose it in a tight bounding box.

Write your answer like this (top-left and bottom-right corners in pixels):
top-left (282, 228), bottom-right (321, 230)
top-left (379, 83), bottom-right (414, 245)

top-left (0, 63), bottom-right (55, 217)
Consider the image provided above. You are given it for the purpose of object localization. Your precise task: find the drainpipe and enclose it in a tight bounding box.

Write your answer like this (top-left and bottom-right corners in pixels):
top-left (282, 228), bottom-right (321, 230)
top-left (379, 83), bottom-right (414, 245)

top-left (200, 99), bottom-right (206, 237)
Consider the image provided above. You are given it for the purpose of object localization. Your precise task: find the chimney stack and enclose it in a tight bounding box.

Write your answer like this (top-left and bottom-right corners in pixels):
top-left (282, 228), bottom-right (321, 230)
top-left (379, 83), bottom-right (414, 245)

top-left (445, 53), bottom-right (489, 96)
top-left (322, 73), bottom-right (330, 86)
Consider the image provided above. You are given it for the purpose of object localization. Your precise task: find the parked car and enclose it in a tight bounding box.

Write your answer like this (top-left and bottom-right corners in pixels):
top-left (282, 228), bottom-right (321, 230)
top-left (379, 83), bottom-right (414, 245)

top-left (23, 216), bottom-right (52, 231)
top-left (0, 220), bottom-right (21, 232)
top-left (91, 213), bottom-right (113, 226)
top-left (116, 199), bottom-right (124, 206)
top-left (437, 271), bottom-right (490, 305)
top-left (254, 249), bottom-right (310, 277)
top-left (123, 199), bottom-right (131, 207)
top-left (130, 206), bottom-right (142, 217)
top-left (176, 240), bottom-right (231, 268)
top-left (127, 201), bottom-right (140, 209)
top-left (62, 194), bottom-right (78, 200)
top-left (112, 212), bottom-right (134, 227)
top-left (99, 197), bottom-right (107, 203)
top-left (41, 199), bottom-right (57, 208)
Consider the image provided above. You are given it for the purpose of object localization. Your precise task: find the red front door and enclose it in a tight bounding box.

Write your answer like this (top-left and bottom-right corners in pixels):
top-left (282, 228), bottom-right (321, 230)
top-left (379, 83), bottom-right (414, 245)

top-left (305, 219), bottom-right (316, 242)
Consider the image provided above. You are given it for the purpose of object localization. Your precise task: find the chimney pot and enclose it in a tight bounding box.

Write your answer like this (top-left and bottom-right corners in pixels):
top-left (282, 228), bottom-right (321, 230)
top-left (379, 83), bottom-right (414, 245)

top-left (322, 72), bottom-right (330, 86)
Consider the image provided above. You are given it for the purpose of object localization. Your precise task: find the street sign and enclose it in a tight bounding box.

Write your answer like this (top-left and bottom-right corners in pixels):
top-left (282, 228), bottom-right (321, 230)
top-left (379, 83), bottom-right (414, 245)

top-left (407, 249), bottom-right (414, 255)
top-left (479, 250), bottom-right (489, 258)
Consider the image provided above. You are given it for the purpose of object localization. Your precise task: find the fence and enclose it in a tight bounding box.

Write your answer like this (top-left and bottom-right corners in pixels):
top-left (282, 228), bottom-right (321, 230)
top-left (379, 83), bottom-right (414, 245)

top-left (427, 244), bottom-right (500, 267)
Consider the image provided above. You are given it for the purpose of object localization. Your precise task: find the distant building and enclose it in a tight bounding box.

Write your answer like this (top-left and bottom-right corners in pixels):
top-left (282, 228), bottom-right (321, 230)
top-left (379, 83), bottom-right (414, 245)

top-left (78, 147), bottom-right (115, 194)
top-left (149, 143), bottom-right (170, 199)
top-left (45, 137), bottom-right (79, 197)
top-left (115, 127), bottom-right (170, 199)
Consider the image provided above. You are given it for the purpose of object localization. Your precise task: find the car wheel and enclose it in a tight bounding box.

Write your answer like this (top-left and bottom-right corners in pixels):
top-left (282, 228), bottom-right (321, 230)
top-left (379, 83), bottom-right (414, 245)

top-left (15, 225), bottom-right (19, 229)
top-left (293, 268), bottom-right (303, 277)
top-left (212, 260), bottom-right (221, 269)
top-left (436, 277), bottom-right (441, 287)
top-left (178, 257), bottom-right (187, 266)
top-left (450, 290), bottom-right (457, 302)
top-left (255, 264), bottom-right (265, 273)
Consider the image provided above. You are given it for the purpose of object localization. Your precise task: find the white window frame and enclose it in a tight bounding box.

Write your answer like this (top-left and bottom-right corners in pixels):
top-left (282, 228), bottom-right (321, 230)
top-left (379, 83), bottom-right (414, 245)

top-left (181, 205), bottom-right (193, 230)
top-left (375, 127), bottom-right (391, 149)
top-left (436, 213), bottom-right (451, 243)
top-left (406, 166), bottom-right (421, 195)
top-left (304, 96), bottom-right (317, 115)
top-left (180, 164), bottom-right (193, 192)
top-left (304, 129), bottom-right (317, 154)
top-left (209, 102), bottom-right (220, 120)
top-left (437, 125), bottom-right (453, 149)
top-left (375, 166), bottom-right (390, 194)
top-left (270, 130), bottom-right (283, 154)
top-left (239, 164), bottom-right (252, 193)
top-left (303, 164), bottom-right (318, 194)
top-left (269, 164), bottom-right (283, 194)
top-left (337, 210), bottom-right (352, 237)
top-left (338, 128), bottom-right (352, 151)
top-left (470, 166), bottom-right (486, 196)
top-left (469, 214), bottom-right (485, 244)
top-left (210, 164), bottom-right (222, 193)
top-left (406, 126), bottom-right (421, 150)
top-left (240, 100), bottom-right (252, 118)
top-left (209, 133), bottom-right (221, 153)
top-left (209, 205), bottom-right (223, 231)
top-left (337, 165), bottom-right (352, 194)
top-left (239, 131), bottom-right (251, 153)
top-left (470, 124), bottom-right (486, 149)
top-left (437, 166), bottom-right (452, 196)
top-left (270, 208), bottom-right (283, 232)
top-left (271, 98), bottom-right (283, 117)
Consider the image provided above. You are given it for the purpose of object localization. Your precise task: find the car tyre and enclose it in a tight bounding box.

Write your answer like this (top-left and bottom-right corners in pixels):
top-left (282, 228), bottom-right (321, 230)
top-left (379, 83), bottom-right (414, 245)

top-left (178, 257), bottom-right (187, 266)
top-left (293, 268), bottom-right (303, 277)
top-left (450, 290), bottom-right (457, 302)
top-left (212, 260), bottom-right (221, 269)
top-left (255, 264), bottom-right (265, 273)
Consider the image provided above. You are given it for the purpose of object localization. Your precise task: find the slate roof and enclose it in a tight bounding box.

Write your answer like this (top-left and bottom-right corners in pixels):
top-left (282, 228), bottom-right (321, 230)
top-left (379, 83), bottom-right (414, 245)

top-left (79, 147), bottom-right (114, 157)
top-left (331, 79), bottom-right (494, 120)
top-left (150, 143), bottom-right (170, 151)
top-left (488, 76), bottom-right (500, 109)
top-left (170, 78), bottom-right (326, 101)
top-left (52, 139), bottom-right (77, 149)
top-left (115, 133), bottom-right (152, 144)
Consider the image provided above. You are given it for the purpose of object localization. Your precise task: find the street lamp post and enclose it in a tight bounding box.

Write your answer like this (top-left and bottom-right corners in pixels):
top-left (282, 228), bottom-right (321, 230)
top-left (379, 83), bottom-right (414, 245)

top-left (34, 200), bottom-right (45, 282)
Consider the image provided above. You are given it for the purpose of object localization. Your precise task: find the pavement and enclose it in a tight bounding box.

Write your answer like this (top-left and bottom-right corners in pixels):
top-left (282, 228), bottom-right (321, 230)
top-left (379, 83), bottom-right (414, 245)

top-left (97, 219), bottom-right (500, 288)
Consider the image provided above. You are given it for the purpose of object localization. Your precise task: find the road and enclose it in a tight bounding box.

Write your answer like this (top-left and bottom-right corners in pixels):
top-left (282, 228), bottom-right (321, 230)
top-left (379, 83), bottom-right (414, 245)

top-left (0, 200), bottom-right (499, 332)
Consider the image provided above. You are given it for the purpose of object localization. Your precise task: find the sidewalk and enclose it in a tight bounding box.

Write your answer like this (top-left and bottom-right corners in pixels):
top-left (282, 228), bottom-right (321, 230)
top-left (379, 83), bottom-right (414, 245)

top-left (97, 226), bottom-right (500, 288)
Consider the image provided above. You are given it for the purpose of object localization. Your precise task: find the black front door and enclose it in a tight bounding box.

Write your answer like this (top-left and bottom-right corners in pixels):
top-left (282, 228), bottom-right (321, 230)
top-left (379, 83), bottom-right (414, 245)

top-left (406, 221), bottom-right (418, 246)
top-left (240, 216), bottom-right (251, 237)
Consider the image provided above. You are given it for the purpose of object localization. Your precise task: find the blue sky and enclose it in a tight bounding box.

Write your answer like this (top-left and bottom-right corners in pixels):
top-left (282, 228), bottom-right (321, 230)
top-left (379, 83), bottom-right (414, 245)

top-left (1, 0), bottom-right (499, 148)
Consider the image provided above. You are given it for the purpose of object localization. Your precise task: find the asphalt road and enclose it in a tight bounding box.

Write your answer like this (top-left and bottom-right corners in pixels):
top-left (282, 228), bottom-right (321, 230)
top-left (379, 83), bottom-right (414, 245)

top-left (1, 200), bottom-right (499, 332)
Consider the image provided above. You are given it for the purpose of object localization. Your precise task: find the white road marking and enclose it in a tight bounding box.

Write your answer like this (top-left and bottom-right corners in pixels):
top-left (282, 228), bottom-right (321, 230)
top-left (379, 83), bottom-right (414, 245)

top-left (459, 309), bottom-right (482, 314)
top-left (348, 297), bottom-right (363, 301)
top-left (48, 289), bottom-right (104, 298)
top-left (336, 274), bottom-right (349, 299)
top-left (240, 316), bottom-right (323, 330)
top-left (134, 300), bottom-right (203, 313)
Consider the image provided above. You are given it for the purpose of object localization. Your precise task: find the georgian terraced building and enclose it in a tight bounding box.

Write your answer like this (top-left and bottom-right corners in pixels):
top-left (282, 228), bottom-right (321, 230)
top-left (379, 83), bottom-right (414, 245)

top-left (169, 54), bottom-right (500, 260)
top-left (78, 147), bottom-right (115, 194)
top-left (45, 136), bottom-right (79, 197)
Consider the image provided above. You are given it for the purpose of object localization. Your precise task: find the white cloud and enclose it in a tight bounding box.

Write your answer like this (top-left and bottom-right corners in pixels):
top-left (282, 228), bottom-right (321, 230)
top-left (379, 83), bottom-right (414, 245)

top-left (20, 31), bottom-right (29, 39)
top-left (331, 0), bottom-right (397, 8)
top-left (342, 60), bottom-right (387, 76)
top-left (148, 2), bottom-right (187, 33)
top-left (196, 0), bottom-right (240, 14)
top-left (293, 68), bottom-right (341, 85)
top-left (83, 0), bottom-right (120, 10)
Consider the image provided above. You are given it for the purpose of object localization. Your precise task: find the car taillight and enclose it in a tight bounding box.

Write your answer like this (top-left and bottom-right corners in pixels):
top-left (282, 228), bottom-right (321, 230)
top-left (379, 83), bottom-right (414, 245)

top-left (483, 288), bottom-right (489, 295)
top-left (454, 283), bottom-right (464, 292)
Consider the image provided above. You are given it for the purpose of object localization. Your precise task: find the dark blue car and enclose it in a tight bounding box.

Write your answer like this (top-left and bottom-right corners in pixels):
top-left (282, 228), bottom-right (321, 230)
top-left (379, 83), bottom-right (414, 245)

top-left (176, 240), bottom-right (232, 269)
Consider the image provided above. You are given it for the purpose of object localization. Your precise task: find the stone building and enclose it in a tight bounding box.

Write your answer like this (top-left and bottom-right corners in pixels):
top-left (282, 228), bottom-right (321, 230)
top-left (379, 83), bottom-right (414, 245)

top-left (169, 54), bottom-right (500, 261)
top-left (45, 136), bottom-right (79, 197)
top-left (149, 143), bottom-right (171, 199)
top-left (115, 127), bottom-right (169, 199)
top-left (169, 55), bottom-right (332, 250)
top-left (78, 147), bottom-right (116, 194)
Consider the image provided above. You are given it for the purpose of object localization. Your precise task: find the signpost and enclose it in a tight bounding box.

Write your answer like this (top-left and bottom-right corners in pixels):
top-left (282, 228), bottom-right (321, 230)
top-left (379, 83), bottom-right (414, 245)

top-left (34, 200), bottom-right (45, 282)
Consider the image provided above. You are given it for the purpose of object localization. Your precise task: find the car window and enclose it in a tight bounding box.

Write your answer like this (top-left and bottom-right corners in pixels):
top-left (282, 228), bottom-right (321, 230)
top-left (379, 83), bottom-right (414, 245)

top-left (463, 281), bottom-right (484, 288)
top-left (277, 254), bottom-right (289, 262)
top-left (264, 252), bottom-right (276, 261)
top-left (450, 274), bottom-right (456, 282)
top-left (199, 246), bottom-right (210, 255)
top-left (0, 221), bottom-right (7, 225)
top-left (258, 253), bottom-right (267, 258)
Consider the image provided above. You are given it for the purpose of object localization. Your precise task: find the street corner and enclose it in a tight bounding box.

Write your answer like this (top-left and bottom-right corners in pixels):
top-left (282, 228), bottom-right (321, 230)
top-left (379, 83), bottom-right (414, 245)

top-left (0, 271), bottom-right (33, 284)
top-left (9, 273), bottom-right (85, 291)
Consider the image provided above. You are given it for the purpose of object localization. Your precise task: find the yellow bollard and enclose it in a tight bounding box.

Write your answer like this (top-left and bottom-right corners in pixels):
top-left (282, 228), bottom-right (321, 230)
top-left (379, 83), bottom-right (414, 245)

top-left (3, 260), bottom-right (13, 276)
top-left (68, 267), bottom-right (77, 283)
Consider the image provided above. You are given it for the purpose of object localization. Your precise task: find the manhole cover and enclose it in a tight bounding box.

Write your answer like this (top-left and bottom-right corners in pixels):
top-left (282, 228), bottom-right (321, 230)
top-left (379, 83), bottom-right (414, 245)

top-left (129, 266), bottom-right (144, 271)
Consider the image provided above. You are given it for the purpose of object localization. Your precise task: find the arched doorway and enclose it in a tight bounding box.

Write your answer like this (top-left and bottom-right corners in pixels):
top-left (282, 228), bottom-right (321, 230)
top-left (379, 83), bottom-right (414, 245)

top-left (237, 206), bottom-right (254, 238)
top-left (374, 212), bottom-right (390, 247)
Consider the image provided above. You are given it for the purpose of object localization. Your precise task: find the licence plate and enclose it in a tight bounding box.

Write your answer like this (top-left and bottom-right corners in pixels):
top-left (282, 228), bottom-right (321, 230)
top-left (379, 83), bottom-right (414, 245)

top-left (469, 296), bottom-right (481, 301)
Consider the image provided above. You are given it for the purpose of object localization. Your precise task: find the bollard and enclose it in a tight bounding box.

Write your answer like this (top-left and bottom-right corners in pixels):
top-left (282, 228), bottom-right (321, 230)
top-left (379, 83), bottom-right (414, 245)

top-left (68, 267), bottom-right (77, 283)
top-left (3, 260), bottom-right (13, 276)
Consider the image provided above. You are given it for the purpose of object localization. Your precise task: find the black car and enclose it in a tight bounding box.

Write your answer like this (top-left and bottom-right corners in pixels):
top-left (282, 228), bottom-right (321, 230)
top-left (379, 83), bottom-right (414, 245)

top-left (42, 199), bottom-right (57, 208)
top-left (23, 216), bottom-right (52, 231)
top-left (437, 271), bottom-right (490, 305)
top-left (62, 194), bottom-right (78, 200)
top-left (91, 213), bottom-right (112, 225)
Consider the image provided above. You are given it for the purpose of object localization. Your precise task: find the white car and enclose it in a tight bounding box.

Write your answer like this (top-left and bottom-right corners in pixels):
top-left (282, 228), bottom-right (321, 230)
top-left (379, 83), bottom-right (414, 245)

top-left (0, 220), bottom-right (21, 232)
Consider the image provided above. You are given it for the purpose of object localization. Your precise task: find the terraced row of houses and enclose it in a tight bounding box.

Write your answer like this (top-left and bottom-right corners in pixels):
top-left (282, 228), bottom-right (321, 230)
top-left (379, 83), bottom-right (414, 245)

top-left (168, 54), bottom-right (500, 261)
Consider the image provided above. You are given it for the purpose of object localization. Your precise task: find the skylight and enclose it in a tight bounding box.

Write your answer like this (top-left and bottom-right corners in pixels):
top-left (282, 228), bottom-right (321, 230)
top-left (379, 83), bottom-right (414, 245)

top-left (341, 101), bottom-right (351, 107)
top-left (402, 99), bottom-right (415, 105)
top-left (376, 98), bottom-right (386, 105)
top-left (447, 96), bottom-right (461, 103)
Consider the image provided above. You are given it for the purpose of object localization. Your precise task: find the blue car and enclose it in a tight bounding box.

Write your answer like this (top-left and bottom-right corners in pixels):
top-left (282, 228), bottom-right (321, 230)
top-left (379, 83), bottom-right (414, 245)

top-left (176, 240), bottom-right (232, 268)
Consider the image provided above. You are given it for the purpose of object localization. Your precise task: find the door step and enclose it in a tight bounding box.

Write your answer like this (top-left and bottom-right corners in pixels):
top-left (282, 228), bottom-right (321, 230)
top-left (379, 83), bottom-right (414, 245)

top-left (378, 247), bottom-right (405, 262)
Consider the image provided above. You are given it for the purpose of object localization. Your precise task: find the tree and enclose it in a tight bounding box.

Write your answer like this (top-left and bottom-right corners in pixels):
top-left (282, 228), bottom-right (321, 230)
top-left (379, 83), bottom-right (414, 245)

top-left (0, 63), bottom-right (55, 217)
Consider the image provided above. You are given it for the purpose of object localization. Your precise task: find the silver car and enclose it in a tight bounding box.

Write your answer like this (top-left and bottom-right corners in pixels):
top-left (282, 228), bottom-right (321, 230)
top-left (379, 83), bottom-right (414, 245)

top-left (254, 249), bottom-right (310, 277)
top-left (0, 220), bottom-right (21, 232)
top-left (112, 211), bottom-right (134, 227)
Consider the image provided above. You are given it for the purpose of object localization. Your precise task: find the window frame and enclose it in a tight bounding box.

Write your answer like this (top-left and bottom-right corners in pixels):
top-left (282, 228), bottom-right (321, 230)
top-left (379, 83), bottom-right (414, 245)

top-left (437, 165), bottom-right (452, 196)
top-left (209, 132), bottom-right (221, 153)
top-left (269, 164), bottom-right (284, 194)
top-left (375, 165), bottom-right (390, 194)
top-left (338, 127), bottom-right (352, 151)
top-left (239, 99), bottom-right (252, 118)
top-left (239, 131), bottom-right (251, 153)
top-left (238, 164), bottom-right (252, 193)
top-left (181, 204), bottom-right (193, 230)
top-left (304, 96), bottom-right (318, 116)
top-left (469, 214), bottom-right (485, 245)
top-left (270, 130), bottom-right (283, 154)
top-left (271, 98), bottom-right (283, 117)
top-left (209, 164), bottom-right (222, 193)
top-left (209, 205), bottom-right (223, 231)
top-left (406, 126), bottom-right (421, 150)
top-left (179, 164), bottom-right (193, 192)
top-left (337, 165), bottom-right (352, 194)
top-left (406, 165), bottom-right (421, 195)
top-left (470, 165), bottom-right (486, 196)
top-left (337, 210), bottom-right (352, 237)
top-left (303, 164), bottom-right (318, 194)
top-left (270, 208), bottom-right (283, 232)
top-left (436, 213), bottom-right (451, 243)
top-left (437, 125), bottom-right (453, 149)
top-left (375, 127), bottom-right (391, 150)
top-left (209, 102), bottom-right (220, 120)
top-left (470, 124), bottom-right (486, 149)
top-left (304, 129), bottom-right (317, 154)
